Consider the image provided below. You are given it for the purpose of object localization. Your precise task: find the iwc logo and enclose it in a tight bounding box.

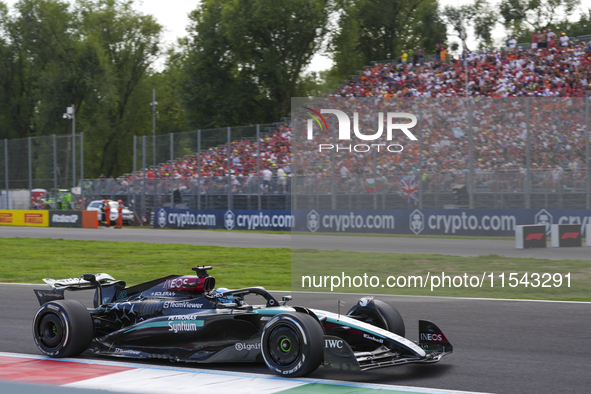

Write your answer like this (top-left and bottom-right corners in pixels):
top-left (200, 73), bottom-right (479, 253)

top-left (409, 209), bottom-right (424, 235)
top-left (224, 210), bottom-right (235, 230)
top-left (307, 210), bottom-right (320, 233)
top-left (157, 209), bottom-right (167, 228)
top-left (535, 209), bottom-right (553, 234)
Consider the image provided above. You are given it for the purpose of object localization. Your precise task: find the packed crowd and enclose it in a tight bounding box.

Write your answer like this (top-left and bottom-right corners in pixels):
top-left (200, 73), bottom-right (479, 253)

top-left (115, 36), bottom-right (590, 197)
top-left (336, 36), bottom-right (591, 98)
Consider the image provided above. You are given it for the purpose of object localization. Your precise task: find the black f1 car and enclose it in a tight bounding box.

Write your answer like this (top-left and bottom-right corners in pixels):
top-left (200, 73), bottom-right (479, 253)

top-left (33, 267), bottom-right (452, 377)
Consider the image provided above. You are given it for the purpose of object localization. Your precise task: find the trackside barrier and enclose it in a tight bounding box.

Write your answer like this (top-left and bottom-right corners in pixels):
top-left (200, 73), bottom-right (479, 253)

top-left (551, 224), bottom-right (582, 247)
top-left (588, 224), bottom-right (591, 246)
top-left (293, 209), bottom-right (591, 236)
top-left (49, 211), bottom-right (82, 227)
top-left (153, 208), bottom-right (293, 231)
top-left (82, 210), bottom-right (98, 229)
top-left (0, 210), bottom-right (97, 228)
top-left (152, 208), bottom-right (591, 237)
top-left (47, 210), bottom-right (97, 228)
top-left (0, 210), bottom-right (48, 227)
top-left (515, 225), bottom-right (546, 249)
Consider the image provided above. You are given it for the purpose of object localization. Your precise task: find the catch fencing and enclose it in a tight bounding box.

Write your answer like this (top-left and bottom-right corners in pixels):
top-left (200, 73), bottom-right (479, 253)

top-left (0, 134), bottom-right (83, 209)
top-left (3, 97), bottom-right (591, 220)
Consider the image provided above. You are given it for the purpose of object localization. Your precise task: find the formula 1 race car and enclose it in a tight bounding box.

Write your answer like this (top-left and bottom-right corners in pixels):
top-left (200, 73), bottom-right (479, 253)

top-left (32, 267), bottom-right (452, 377)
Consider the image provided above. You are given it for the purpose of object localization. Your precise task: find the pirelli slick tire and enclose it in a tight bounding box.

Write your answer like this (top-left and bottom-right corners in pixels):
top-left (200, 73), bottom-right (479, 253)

top-left (348, 298), bottom-right (405, 337)
top-left (33, 300), bottom-right (93, 358)
top-left (261, 312), bottom-right (324, 377)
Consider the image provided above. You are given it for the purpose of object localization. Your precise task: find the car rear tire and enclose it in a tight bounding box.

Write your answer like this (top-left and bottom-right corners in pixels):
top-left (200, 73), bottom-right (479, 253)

top-left (261, 312), bottom-right (323, 377)
top-left (347, 298), bottom-right (405, 337)
top-left (33, 300), bottom-right (93, 358)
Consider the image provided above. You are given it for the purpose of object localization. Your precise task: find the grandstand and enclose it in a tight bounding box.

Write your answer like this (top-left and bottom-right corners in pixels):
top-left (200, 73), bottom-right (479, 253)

top-left (7, 38), bottom-right (588, 215)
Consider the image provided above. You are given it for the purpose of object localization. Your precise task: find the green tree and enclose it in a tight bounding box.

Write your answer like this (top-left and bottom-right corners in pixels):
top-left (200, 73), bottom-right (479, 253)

top-left (75, 0), bottom-right (162, 177)
top-left (329, 0), bottom-right (447, 81)
top-left (567, 8), bottom-right (591, 38)
top-left (441, 0), bottom-right (498, 52)
top-left (499, 0), bottom-right (579, 32)
top-left (181, 0), bottom-right (332, 129)
top-left (0, 0), bottom-right (79, 140)
top-left (0, 0), bottom-right (163, 178)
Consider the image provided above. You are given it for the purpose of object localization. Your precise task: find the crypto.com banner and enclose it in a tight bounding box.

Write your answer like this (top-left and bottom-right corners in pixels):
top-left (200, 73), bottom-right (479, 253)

top-left (153, 208), bottom-right (293, 231)
top-left (293, 208), bottom-right (591, 237)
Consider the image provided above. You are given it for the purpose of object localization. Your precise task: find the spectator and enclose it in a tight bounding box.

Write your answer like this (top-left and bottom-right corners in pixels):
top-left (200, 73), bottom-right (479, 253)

top-left (400, 50), bottom-right (408, 64)
top-left (262, 167), bottom-right (273, 192)
top-left (547, 28), bottom-right (556, 42)
top-left (538, 30), bottom-right (547, 48)
top-left (508, 36), bottom-right (517, 52)
top-left (417, 48), bottom-right (424, 64)
top-left (277, 166), bottom-right (286, 193)
top-left (560, 32), bottom-right (569, 47)
top-left (531, 31), bottom-right (538, 49)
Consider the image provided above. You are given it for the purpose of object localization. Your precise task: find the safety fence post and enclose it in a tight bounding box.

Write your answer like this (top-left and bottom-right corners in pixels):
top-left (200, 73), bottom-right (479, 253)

top-left (3, 139), bottom-right (8, 209)
top-left (170, 133), bottom-right (174, 209)
top-left (257, 124), bottom-right (261, 210)
top-left (142, 136), bottom-right (146, 221)
top-left (227, 126), bottom-right (232, 210)
top-left (525, 97), bottom-right (531, 209)
top-left (197, 130), bottom-right (201, 210)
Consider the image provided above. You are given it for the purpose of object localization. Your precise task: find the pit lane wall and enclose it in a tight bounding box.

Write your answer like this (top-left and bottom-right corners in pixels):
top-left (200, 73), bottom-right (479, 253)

top-left (153, 208), bottom-right (591, 237)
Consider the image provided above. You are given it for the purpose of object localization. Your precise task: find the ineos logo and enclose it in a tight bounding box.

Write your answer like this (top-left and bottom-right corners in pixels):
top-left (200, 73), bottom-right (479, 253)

top-left (420, 333), bottom-right (444, 342)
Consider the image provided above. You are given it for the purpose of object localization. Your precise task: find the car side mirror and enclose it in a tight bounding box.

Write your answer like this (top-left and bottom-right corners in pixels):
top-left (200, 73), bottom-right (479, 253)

top-left (282, 295), bottom-right (292, 302)
top-left (83, 274), bottom-right (97, 285)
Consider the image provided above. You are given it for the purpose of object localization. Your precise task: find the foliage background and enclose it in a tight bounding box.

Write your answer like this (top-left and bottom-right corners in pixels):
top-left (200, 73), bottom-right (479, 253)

top-left (0, 0), bottom-right (589, 178)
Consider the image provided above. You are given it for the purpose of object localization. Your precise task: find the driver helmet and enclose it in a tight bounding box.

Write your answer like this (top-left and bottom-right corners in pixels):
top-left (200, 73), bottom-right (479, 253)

top-left (212, 287), bottom-right (233, 304)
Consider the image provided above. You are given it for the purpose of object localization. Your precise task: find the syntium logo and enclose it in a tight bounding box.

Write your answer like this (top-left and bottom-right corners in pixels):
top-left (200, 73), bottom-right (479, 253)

top-left (305, 108), bottom-right (418, 153)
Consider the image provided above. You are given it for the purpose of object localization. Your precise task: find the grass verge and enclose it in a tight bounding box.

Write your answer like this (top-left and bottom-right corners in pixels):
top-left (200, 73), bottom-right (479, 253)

top-left (291, 250), bottom-right (591, 301)
top-left (0, 238), bottom-right (290, 289)
top-left (1, 238), bottom-right (588, 301)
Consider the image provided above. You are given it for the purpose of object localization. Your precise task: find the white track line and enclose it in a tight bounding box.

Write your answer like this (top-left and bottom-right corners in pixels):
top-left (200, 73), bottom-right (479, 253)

top-left (0, 352), bottom-right (489, 394)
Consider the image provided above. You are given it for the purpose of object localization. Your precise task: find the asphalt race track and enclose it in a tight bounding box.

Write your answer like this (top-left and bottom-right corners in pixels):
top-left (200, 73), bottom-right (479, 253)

top-left (1, 226), bottom-right (590, 260)
top-left (1, 226), bottom-right (590, 393)
top-left (1, 283), bottom-right (589, 394)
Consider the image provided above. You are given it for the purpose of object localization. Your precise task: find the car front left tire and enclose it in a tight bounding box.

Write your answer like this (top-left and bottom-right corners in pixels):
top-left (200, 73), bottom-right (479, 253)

top-left (261, 312), bottom-right (324, 377)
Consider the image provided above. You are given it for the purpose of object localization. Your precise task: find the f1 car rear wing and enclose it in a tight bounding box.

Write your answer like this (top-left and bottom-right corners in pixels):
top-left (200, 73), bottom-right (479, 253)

top-left (34, 273), bottom-right (124, 307)
top-left (43, 273), bottom-right (117, 290)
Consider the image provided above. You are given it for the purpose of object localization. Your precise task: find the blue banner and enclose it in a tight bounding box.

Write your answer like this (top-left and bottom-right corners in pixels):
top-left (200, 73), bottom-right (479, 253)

top-left (153, 208), bottom-right (591, 236)
top-left (293, 208), bottom-right (591, 236)
top-left (154, 208), bottom-right (293, 231)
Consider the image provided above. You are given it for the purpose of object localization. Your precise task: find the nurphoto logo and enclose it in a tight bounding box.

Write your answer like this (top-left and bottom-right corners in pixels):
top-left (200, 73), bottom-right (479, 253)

top-left (305, 108), bottom-right (418, 153)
